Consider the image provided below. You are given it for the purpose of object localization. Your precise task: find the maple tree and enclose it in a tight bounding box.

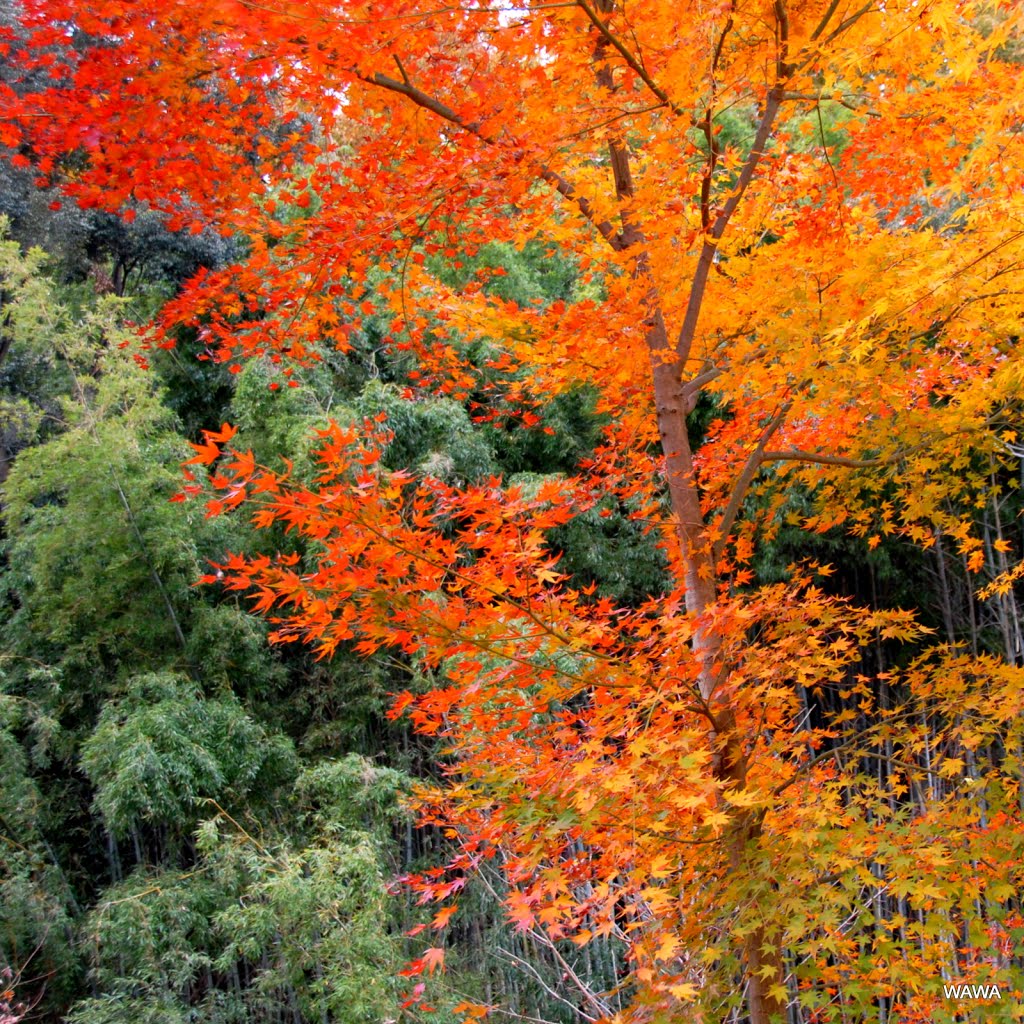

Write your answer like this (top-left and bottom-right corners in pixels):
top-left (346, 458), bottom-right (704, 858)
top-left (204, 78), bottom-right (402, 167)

top-left (6, 0), bottom-right (1024, 1021)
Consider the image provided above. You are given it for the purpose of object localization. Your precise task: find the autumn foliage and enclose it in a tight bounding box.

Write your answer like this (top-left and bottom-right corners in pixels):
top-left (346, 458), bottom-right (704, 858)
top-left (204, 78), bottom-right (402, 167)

top-left (6, 0), bottom-right (1024, 1020)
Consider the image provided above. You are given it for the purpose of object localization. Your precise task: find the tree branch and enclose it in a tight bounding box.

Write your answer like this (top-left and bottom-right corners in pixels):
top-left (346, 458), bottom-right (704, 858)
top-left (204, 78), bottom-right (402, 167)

top-left (816, 1), bottom-right (876, 53)
top-left (713, 403), bottom-right (791, 564)
top-left (365, 71), bottom-right (623, 250)
top-left (774, 0), bottom-right (791, 78)
top-left (698, 13), bottom-right (736, 232)
top-left (682, 363), bottom-right (723, 404)
top-left (809, 0), bottom-right (843, 41)
top-left (712, 13), bottom-right (734, 74)
top-left (368, 71), bottom-right (482, 131)
top-left (782, 91), bottom-right (879, 116)
top-left (677, 79), bottom-right (786, 367)
top-left (760, 449), bottom-right (888, 469)
top-left (574, 0), bottom-right (685, 116)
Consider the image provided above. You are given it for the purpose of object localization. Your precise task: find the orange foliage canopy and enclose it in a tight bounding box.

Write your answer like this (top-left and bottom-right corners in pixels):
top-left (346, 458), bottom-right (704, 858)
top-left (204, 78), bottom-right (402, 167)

top-left (7, 0), bottom-right (1024, 1019)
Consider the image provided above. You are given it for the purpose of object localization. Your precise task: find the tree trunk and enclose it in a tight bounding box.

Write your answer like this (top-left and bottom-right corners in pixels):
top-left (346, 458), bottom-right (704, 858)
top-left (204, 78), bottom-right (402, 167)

top-left (587, 9), bottom-right (787, 1019)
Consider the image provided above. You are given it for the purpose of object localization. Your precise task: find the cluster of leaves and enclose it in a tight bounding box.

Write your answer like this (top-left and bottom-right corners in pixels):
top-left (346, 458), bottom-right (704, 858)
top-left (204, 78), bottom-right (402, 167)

top-left (5, 1), bottom-right (1024, 1022)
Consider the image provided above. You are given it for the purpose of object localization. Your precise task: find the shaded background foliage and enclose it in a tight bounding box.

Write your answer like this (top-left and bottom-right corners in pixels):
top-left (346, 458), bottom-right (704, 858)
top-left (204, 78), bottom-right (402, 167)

top-left (0, 195), bottom-right (661, 1021)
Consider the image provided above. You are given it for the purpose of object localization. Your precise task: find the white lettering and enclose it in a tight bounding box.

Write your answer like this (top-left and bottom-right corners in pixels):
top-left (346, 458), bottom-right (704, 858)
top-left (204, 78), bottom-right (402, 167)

top-left (942, 983), bottom-right (1001, 1000)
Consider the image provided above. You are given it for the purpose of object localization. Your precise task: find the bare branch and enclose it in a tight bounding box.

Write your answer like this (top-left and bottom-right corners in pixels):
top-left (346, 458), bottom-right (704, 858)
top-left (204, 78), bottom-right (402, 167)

top-left (496, 946), bottom-right (603, 1022)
